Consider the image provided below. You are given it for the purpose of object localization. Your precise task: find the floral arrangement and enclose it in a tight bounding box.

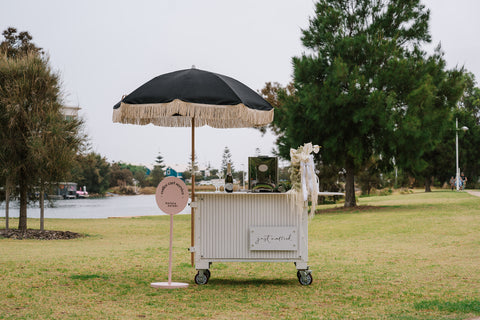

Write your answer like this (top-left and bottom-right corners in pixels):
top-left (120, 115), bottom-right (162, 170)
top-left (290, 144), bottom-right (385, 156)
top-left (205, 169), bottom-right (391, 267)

top-left (289, 143), bottom-right (321, 216)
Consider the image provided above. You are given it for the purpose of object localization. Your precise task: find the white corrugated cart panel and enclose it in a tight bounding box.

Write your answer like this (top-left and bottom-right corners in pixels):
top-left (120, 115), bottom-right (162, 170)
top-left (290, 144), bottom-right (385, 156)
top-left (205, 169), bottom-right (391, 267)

top-left (194, 193), bottom-right (308, 263)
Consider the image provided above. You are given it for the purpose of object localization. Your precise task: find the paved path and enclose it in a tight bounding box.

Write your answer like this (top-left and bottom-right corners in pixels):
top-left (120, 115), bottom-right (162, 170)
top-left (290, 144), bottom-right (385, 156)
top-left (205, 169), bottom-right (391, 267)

top-left (447, 190), bottom-right (480, 320)
top-left (465, 190), bottom-right (480, 197)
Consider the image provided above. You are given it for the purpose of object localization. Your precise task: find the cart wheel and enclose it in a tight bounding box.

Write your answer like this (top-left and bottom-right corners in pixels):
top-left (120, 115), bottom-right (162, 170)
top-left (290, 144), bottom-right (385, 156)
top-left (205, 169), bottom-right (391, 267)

top-left (204, 269), bottom-right (211, 280)
top-left (194, 270), bottom-right (209, 285)
top-left (297, 270), bottom-right (313, 286)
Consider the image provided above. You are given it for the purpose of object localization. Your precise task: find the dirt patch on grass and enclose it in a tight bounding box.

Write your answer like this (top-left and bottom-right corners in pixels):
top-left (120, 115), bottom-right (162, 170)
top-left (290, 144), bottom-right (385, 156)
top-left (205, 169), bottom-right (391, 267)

top-left (316, 205), bottom-right (384, 214)
top-left (0, 229), bottom-right (83, 240)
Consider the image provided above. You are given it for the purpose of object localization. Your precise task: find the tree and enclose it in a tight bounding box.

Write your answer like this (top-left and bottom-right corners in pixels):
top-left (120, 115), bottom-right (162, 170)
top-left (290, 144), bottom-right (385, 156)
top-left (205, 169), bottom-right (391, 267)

top-left (0, 174), bottom-right (11, 230)
top-left (258, 82), bottom-right (295, 136)
top-left (210, 168), bottom-right (219, 178)
top-left (453, 72), bottom-right (480, 188)
top-left (71, 152), bottom-right (110, 194)
top-left (109, 163), bottom-right (134, 187)
top-left (357, 157), bottom-right (383, 195)
top-left (316, 163), bottom-right (344, 193)
top-left (155, 152), bottom-right (166, 171)
top-left (35, 102), bottom-right (84, 230)
top-left (112, 162), bottom-right (148, 187)
top-left (0, 28), bottom-right (83, 231)
top-left (221, 146), bottom-right (234, 175)
top-left (0, 27), bottom-right (43, 58)
top-left (388, 47), bottom-right (464, 192)
top-left (181, 170), bottom-right (192, 181)
top-left (149, 166), bottom-right (165, 187)
top-left (187, 152), bottom-right (199, 181)
top-left (0, 27), bottom-right (44, 230)
top-left (149, 152), bottom-right (166, 186)
top-left (133, 170), bottom-right (148, 188)
top-left (269, 0), bottom-right (452, 206)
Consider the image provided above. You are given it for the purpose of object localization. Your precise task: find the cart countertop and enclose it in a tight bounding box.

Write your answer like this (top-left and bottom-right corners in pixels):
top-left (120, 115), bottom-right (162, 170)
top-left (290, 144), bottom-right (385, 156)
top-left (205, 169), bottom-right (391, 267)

top-left (195, 192), bottom-right (290, 196)
top-left (194, 191), bottom-right (344, 196)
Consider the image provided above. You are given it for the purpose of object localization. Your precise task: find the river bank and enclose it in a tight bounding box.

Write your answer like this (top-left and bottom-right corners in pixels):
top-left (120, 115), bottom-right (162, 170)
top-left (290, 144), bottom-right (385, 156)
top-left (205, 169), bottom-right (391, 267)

top-left (0, 194), bottom-right (191, 219)
top-left (111, 184), bottom-right (218, 195)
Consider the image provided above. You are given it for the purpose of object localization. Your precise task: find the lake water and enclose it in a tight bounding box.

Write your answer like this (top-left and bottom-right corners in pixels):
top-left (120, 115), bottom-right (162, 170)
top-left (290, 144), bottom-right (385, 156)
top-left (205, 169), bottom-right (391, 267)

top-left (0, 195), bottom-right (191, 219)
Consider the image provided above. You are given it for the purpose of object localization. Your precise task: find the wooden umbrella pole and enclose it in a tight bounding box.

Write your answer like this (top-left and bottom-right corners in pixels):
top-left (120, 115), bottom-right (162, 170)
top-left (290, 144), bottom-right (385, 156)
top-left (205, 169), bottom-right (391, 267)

top-left (191, 117), bottom-right (195, 267)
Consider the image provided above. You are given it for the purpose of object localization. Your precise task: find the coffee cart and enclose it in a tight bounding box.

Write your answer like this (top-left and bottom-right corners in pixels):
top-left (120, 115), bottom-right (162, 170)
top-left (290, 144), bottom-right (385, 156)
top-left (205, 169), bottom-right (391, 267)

top-left (190, 192), bottom-right (312, 285)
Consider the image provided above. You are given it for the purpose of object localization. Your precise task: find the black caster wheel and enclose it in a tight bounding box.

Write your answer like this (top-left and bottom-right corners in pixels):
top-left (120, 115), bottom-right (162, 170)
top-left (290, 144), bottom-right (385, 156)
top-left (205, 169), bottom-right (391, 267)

top-left (194, 270), bottom-right (210, 285)
top-left (297, 270), bottom-right (313, 286)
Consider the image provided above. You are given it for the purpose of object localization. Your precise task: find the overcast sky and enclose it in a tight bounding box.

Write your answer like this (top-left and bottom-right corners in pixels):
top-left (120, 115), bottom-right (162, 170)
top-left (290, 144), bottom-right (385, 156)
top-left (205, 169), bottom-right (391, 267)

top-left (2, 0), bottom-right (479, 171)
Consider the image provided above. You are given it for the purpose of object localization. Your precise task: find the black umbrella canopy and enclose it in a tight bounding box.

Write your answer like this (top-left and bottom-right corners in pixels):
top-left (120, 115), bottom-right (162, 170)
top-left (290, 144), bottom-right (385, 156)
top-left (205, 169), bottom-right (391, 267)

top-left (112, 68), bottom-right (273, 128)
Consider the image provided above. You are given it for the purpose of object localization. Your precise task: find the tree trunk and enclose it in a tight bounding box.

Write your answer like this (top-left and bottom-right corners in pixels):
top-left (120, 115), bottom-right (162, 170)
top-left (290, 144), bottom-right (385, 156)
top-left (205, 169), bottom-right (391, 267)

top-left (40, 186), bottom-right (45, 231)
top-left (5, 182), bottom-right (10, 230)
top-left (424, 177), bottom-right (432, 192)
top-left (18, 180), bottom-right (28, 232)
top-left (344, 159), bottom-right (357, 207)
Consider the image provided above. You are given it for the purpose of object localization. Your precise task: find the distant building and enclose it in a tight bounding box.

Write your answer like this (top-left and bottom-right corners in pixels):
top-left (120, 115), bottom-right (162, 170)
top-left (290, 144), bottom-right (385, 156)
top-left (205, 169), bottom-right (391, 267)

top-left (61, 106), bottom-right (81, 121)
top-left (166, 167), bottom-right (183, 179)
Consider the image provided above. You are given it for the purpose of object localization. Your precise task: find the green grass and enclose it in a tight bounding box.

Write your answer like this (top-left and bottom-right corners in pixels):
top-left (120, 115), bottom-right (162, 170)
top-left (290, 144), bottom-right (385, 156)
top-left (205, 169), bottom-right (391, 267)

top-left (1, 190), bottom-right (480, 319)
top-left (414, 299), bottom-right (480, 314)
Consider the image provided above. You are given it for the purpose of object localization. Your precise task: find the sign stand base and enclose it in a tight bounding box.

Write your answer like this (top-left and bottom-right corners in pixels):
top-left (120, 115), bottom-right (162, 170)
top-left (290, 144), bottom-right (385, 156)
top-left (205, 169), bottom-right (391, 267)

top-left (151, 282), bottom-right (189, 289)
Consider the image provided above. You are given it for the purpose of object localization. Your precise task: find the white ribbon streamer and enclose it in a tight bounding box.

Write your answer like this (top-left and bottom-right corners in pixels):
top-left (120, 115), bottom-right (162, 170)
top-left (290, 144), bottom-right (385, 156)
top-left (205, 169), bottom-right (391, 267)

top-left (290, 143), bottom-right (320, 216)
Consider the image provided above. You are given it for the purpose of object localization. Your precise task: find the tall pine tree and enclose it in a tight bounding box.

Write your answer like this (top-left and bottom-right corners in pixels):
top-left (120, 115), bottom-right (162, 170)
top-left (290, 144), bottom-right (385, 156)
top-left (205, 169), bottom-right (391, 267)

top-left (221, 146), bottom-right (234, 175)
top-left (0, 28), bottom-right (83, 230)
top-left (272, 0), bottom-right (463, 206)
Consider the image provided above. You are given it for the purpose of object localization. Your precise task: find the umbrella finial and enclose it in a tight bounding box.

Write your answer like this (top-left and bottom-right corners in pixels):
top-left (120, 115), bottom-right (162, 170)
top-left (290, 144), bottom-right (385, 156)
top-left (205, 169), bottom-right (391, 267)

top-left (191, 65), bottom-right (196, 69)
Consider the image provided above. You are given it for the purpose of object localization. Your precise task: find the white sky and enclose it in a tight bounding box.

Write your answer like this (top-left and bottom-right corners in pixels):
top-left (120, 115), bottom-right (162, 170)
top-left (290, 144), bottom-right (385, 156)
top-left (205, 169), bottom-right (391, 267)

top-left (2, 0), bottom-right (479, 170)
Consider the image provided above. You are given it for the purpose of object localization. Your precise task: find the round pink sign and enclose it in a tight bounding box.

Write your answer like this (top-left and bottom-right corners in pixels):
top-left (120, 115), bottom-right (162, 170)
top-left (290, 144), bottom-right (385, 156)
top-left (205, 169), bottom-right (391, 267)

top-left (155, 177), bottom-right (189, 215)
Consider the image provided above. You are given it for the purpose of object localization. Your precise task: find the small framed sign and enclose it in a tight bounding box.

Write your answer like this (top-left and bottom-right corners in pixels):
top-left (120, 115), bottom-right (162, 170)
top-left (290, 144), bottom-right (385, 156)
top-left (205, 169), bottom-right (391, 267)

top-left (249, 226), bottom-right (298, 251)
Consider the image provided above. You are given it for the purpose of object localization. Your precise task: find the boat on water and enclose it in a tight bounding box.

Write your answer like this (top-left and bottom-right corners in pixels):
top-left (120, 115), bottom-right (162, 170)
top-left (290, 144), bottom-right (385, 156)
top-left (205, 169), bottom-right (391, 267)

top-left (48, 182), bottom-right (88, 199)
top-left (76, 186), bottom-right (89, 199)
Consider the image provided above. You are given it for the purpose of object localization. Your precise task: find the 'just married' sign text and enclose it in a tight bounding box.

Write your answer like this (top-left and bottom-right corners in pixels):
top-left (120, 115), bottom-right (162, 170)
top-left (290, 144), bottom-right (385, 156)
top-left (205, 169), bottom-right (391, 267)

top-left (249, 226), bottom-right (298, 251)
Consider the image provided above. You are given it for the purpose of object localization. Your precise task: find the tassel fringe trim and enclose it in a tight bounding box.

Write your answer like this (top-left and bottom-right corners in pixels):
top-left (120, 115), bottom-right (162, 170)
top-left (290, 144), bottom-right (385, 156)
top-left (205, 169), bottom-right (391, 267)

top-left (112, 99), bottom-right (274, 128)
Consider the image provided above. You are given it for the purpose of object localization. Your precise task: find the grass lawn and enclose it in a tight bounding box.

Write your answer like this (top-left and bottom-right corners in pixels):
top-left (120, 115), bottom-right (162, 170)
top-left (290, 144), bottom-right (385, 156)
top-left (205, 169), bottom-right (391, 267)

top-left (1, 190), bottom-right (479, 319)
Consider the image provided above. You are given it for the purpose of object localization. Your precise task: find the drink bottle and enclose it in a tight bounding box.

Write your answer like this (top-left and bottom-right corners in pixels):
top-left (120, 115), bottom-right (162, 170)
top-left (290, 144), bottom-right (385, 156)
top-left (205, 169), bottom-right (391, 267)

top-left (225, 163), bottom-right (233, 193)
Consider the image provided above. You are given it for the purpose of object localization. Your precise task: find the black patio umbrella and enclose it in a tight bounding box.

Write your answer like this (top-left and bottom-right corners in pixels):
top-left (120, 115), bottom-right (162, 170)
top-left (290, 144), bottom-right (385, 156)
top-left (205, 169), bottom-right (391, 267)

top-left (113, 67), bottom-right (273, 128)
top-left (112, 67), bottom-right (274, 264)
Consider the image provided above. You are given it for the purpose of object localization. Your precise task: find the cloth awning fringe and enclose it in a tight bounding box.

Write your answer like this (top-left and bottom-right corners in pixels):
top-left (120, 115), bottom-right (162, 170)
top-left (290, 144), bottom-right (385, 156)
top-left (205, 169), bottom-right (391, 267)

top-left (112, 99), bottom-right (274, 128)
